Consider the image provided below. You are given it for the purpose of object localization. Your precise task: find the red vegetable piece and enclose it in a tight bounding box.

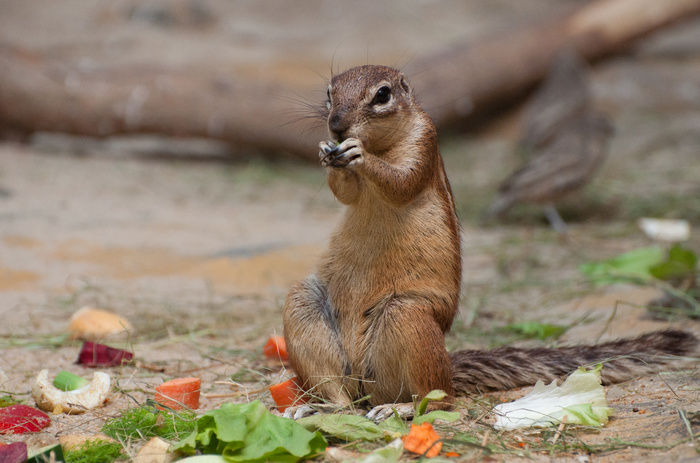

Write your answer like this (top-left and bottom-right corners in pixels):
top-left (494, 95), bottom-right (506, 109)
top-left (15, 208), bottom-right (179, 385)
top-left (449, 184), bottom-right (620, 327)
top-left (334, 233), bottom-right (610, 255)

top-left (154, 377), bottom-right (201, 410)
top-left (269, 377), bottom-right (307, 412)
top-left (262, 336), bottom-right (288, 361)
top-left (0, 405), bottom-right (51, 434)
top-left (0, 441), bottom-right (28, 462)
top-left (77, 341), bottom-right (134, 367)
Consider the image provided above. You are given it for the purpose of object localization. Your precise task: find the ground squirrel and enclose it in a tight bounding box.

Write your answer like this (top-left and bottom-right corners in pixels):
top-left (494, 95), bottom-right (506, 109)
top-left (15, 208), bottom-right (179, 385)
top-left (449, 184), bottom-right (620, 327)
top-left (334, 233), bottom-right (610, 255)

top-left (283, 65), bottom-right (697, 418)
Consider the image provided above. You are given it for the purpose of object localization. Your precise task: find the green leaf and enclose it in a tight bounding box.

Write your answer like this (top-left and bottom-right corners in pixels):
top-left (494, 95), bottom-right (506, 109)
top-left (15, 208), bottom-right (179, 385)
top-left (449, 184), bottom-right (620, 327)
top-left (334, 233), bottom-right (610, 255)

top-left (171, 401), bottom-right (327, 463)
top-left (378, 411), bottom-right (409, 436)
top-left (560, 403), bottom-right (609, 427)
top-left (0, 395), bottom-right (18, 407)
top-left (579, 246), bottom-right (664, 285)
top-left (297, 414), bottom-right (383, 442)
top-left (412, 410), bottom-right (460, 425)
top-left (505, 322), bottom-right (567, 340)
top-left (649, 245), bottom-right (697, 281)
top-left (416, 390), bottom-right (447, 417)
top-left (346, 439), bottom-right (404, 463)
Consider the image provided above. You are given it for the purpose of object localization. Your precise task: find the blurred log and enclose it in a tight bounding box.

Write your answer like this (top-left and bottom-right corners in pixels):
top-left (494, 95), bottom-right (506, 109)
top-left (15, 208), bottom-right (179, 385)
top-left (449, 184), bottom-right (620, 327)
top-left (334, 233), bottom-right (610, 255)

top-left (0, 0), bottom-right (699, 160)
top-left (0, 45), bottom-right (304, 157)
top-left (410, 0), bottom-right (700, 129)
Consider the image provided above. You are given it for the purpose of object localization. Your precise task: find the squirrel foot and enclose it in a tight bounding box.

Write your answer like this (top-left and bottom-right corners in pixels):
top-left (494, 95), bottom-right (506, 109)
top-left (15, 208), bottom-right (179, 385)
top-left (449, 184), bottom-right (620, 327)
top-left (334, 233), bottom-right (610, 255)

top-left (283, 403), bottom-right (347, 420)
top-left (366, 403), bottom-right (415, 422)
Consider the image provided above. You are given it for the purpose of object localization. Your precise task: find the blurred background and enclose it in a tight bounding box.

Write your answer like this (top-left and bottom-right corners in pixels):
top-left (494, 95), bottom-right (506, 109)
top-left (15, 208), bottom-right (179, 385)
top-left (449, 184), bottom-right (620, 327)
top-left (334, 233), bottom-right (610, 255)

top-left (2, 0), bottom-right (700, 328)
top-left (1, 2), bottom-right (700, 455)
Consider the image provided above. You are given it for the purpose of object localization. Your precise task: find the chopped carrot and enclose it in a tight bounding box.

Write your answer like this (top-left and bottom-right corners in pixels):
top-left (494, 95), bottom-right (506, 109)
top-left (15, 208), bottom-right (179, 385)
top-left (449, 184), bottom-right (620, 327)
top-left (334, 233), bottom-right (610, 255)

top-left (269, 377), bottom-right (307, 412)
top-left (263, 336), bottom-right (288, 361)
top-left (154, 377), bottom-right (201, 410)
top-left (445, 452), bottom-right (460, 457)
top-left (402, 422), bottom-right (442, 458)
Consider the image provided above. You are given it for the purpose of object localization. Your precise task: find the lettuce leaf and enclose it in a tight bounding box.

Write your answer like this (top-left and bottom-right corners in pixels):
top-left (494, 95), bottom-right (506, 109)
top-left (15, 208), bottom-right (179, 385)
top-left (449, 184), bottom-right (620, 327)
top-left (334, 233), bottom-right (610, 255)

top-left (347, 439), bottom-right (404, 463)
top-left (579, 246), bottom-right (664, 285)
top-left (172, 401), bottom-right (327, 463)
top-left (297, 413), bottom-right (383, 442)
top-left (493, 364), bottom-right (611, 430)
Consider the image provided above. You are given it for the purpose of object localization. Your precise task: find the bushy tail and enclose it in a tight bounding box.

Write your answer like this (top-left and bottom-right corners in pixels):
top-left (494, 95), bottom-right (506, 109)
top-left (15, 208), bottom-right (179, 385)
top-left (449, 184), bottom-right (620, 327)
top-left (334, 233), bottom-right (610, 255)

top-left (450, 329), bottom-right (698, 395)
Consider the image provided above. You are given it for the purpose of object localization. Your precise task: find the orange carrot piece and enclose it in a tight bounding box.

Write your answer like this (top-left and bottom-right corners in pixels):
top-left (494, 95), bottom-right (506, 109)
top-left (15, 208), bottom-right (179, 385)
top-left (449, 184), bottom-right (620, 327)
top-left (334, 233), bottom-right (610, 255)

top-left (263, 336), bottom-right (288, 361)
top-left (445, 451), bottom-right (460, 457)
top-left (154, 377), bottom-right (201, 410)
top-left (269, 376), bottom-right (307, 412)
top-left (402, 422), bottom-right (443, 458)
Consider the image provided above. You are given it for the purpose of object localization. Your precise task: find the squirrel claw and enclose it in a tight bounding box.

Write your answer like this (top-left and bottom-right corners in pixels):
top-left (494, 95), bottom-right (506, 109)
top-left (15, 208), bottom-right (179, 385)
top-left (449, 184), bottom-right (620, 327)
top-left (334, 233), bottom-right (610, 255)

top-left (283, 403), bottom-right (345, 420)
top-left (366, 403), bottom-right (415, 422)
top-left (283, 404), bottom-right (318, 420)
top-left (319, 139), bottom-right (363, 168)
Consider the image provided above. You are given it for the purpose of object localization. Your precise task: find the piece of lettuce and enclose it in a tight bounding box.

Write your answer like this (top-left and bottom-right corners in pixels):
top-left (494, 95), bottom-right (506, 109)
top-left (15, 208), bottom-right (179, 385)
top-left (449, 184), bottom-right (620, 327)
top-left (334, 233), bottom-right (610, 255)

top-left (412, 390), bottom-right (460, 426)
top-left (347, 439), bottom-right (404, 463)
top-left (493, 365), bottom-right (611, 431)
top-left (297, 413), bottom-right (383, 442)
top-left (172, 401), bottom-right (327, 463)
top-left (579, 246), bottom-right (664, 285)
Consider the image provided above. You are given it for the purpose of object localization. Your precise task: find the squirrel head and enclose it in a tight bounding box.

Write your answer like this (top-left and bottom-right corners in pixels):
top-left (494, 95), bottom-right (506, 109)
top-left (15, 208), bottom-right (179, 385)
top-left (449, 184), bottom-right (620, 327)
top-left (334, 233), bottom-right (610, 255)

top-left (326, 65), bottom-right (416, 154)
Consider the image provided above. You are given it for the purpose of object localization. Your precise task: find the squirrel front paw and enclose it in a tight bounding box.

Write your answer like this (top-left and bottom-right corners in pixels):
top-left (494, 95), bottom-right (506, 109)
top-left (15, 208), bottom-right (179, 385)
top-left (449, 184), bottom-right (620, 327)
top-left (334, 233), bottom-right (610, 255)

top-left (319, 138), bottom-right (364, 168)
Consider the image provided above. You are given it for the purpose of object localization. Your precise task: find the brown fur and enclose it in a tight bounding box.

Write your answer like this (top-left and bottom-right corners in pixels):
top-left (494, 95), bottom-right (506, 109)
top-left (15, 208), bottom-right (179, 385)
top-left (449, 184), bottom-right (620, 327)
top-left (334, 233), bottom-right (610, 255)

top-left (283, 65), bottom-right (698, 409)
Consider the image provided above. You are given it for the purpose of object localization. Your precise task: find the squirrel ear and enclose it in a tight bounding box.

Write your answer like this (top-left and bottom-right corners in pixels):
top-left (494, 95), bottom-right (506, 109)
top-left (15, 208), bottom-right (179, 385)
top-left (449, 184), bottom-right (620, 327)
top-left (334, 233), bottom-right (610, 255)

top-left (399, 77), bottom-right (411, 95)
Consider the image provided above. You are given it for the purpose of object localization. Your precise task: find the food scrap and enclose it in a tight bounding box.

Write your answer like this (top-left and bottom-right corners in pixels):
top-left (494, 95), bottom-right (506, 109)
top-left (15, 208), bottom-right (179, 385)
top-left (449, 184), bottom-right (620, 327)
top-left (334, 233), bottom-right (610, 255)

top-left (154, 377), bottom-right (201, 410)
top-left (68, 306), bottom-right (133, 341)
top-left (0, 405), bottom-right (51, 434)
top-left (33, 369), bottom-right (111, 414)
top-left (77, 341), bottom-right (134, 367)
top-left (269, 376), bottom-right (307, 412)
top-left (262, 335), bottom-right (288, 362)
top-left (0, 442), bottom-right (28, 463)
top-left (402, 422), bottom-right (443, 458)
top-left (493, 365), bottom-right (611, 430)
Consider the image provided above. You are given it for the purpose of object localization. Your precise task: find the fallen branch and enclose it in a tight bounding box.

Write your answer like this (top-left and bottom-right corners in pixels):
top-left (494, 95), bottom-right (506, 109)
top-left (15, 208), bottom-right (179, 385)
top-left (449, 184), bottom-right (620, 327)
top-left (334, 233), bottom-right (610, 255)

top-left (0, 0), bottom-right (699, 160)
top-left (410, 0), bottom-right (700, 129)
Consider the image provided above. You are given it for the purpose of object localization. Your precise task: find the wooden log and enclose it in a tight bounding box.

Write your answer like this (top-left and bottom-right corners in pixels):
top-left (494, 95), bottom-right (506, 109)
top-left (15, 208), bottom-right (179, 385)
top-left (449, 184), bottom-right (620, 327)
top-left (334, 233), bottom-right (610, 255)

top-left (0, 44), bottom-right (313, 158)
top-left (0, 0), bottom-right (699, 160)
top-left (410, 0), bottom-right (700, 129)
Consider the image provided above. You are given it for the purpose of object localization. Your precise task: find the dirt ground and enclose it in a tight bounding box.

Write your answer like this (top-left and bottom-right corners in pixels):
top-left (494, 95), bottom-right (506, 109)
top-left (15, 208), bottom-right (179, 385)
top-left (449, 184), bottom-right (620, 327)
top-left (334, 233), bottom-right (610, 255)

top-left (1, 1), bottom-right (700, 462)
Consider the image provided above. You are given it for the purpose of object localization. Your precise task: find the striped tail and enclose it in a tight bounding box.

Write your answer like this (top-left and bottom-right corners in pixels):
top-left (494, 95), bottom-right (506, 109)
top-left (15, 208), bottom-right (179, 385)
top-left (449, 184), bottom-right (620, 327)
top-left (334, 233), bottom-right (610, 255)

top-left (450, 329), bottom-right (698, 395)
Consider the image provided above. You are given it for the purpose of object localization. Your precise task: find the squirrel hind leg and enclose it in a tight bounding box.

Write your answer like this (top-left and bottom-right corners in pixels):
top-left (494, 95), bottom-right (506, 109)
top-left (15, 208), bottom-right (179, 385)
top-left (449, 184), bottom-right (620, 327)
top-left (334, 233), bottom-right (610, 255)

top-left (282, 275), bottom-right (355, 405)
top-left (361, 296), bottom-right (455, 406)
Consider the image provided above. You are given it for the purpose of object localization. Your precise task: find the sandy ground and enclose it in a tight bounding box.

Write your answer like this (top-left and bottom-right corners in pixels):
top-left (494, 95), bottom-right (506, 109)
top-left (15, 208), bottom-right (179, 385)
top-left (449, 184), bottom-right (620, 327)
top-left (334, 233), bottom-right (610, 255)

top-left (1, 1), bottom-right (700, 461)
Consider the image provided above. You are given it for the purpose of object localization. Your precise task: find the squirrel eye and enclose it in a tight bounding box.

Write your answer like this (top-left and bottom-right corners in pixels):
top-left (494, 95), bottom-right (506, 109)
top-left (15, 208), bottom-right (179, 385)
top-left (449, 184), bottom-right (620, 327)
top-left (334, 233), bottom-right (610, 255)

top-left (372, 86), bottom-right (391, 105)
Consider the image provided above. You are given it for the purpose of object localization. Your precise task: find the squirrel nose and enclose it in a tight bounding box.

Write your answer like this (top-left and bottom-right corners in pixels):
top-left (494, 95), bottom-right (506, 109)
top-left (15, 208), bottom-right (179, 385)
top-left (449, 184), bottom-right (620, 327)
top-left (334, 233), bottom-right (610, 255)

top-left (328, 111), bottom-right (351, 139)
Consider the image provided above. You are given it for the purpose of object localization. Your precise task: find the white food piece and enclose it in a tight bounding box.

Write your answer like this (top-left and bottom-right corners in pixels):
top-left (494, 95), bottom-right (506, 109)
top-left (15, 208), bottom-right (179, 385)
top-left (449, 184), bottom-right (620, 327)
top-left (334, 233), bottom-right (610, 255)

top-left (176, 456), bottom-right (226, 463)
top-left (493, 366), bottom-right (610, 430)
top-left (32, 369), bottom-right (111, 414)
top-left (638, 218), bottom-right (690, 242)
